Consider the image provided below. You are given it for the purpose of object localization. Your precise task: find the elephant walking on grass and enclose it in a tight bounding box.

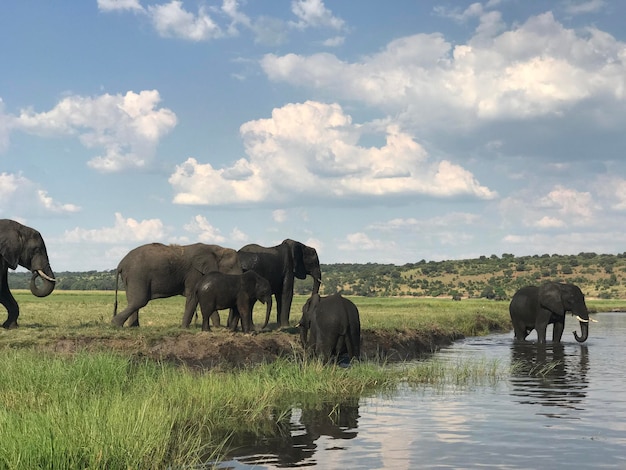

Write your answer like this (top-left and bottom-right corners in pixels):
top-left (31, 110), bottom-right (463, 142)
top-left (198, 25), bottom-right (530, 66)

top-left (112, 242), bottom-right (241, 327)
top-left (190, 271), bottom-right (272, 333)
top-left (0, 219), bottom-right (56, 329)
top-left (238, 239), bottom-right (321, 327)
top-left (299, 293), bottom-right (361, 363)
top-left (509, 281), bottom-right (592, 344)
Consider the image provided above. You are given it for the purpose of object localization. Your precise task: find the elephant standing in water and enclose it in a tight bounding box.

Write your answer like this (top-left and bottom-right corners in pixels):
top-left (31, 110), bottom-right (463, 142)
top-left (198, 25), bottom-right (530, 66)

top-left (190, 270), bottom-right (273, 333)
top-left (299, 293), bottom-right (361, 363)
top-left (509, 281), bottom-right (591, 344)
top-left (237, 239), bottom-right (321, 327)
top-left (0, 219), bottom-right (56, 329)
top-left (112, 242), bottom-right (241, 327)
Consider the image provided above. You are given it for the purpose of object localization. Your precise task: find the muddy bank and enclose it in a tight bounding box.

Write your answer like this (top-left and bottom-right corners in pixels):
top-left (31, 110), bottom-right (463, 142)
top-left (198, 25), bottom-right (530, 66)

top-left (46, 326), bottom-right (468, 370)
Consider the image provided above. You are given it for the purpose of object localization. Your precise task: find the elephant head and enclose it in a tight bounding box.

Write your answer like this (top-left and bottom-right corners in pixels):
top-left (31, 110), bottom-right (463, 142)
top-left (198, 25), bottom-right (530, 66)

top-left (287, 239), bottom-right (322, 294)
top-left (539, 282), bottom-right (589, 343)
top-left (299, 293), bottom-right (320, 347)
top-left (0, 219), bottom-right (56, 298)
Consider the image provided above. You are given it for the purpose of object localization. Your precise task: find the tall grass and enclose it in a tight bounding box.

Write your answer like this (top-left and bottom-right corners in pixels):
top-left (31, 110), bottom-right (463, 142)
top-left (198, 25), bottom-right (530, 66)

top-left (0, 351), bottom-right (400, 468)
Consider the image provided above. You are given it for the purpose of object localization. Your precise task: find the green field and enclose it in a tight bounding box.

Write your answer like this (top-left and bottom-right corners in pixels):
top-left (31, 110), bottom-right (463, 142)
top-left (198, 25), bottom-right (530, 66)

top-left (0, 292), bottom-right (618, 468)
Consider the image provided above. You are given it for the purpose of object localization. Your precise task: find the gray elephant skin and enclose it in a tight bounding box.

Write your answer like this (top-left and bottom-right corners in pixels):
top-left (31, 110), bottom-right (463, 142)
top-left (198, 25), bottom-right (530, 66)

top-left (190, 270), bottom-right (272, 333)
top-left (112, 242), bottom-right (242, 327)
top-left (238, 239), bottom-right (321, 327)
top-left (299, 293), bottom-right (361, 362)
top-left (509, 281), bottom-right (590, 344)
top-left (0, 219), bottom-right (56, 329)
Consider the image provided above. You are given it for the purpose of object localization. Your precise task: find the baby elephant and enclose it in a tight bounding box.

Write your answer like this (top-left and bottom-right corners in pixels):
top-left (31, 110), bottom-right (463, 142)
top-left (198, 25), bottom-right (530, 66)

top-left (299, 293), bottom-right (361, 363)
top-left (192, 271), bottom-right (272, 333)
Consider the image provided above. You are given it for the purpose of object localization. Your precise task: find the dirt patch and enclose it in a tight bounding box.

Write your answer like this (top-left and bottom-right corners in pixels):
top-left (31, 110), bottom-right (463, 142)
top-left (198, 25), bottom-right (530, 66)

top-left (41, 326), bottom-right (463, 370)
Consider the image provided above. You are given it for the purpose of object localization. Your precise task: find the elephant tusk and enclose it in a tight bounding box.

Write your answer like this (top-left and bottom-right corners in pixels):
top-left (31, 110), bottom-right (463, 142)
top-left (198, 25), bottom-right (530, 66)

top-left (36, 270), bottom-right (57, 282)
top-left (575, 315), bottom-right (598, 323)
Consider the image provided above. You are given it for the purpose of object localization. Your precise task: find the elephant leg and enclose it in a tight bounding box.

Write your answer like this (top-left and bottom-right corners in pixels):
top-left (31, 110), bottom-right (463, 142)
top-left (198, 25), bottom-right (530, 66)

top-left (111, 295), bottom-right (146, 327)
top-left (227, 308), bottom-right (238, 331)
top-left (237, 299), bottom-right (252, 333)
top-left (181, 296), bottom-right (199, 328)
top-left (0, 269), bottom-right (19, 328)
top-left (0, 286), bottom-right (19, 329)
top-left (200, 309), bottom-right (212, 332)
top-left (552, 321), bottom-right (565, 342)
top-left (535, 321), bottom-right (548, 344)
top-left (128, 311), bottom-right (140, 327)
top-left (280, 282), bottom-right (295, 328)
top-left (196, 297), bottom-right (214, 332)
top-left (210, 310), bottom-right (221, 327)
top-left (275, 287), bottom-right (284, 326)
top-left (511, 317), bottom-right (532, 341)
top-left (316, 332), bottom-right (337, 364)
top-left (231, 307), bottom-right (243, 332)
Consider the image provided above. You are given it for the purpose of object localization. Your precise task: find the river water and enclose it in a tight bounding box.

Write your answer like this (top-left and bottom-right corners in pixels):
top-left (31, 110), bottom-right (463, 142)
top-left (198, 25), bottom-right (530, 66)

top-left (217, 312), bottom-right (626, 469)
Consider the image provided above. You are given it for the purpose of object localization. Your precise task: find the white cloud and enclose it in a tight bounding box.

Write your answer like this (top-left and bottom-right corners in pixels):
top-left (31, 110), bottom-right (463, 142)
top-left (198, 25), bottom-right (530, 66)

top-left (273, 210), bottom-right (287, 223)
top-left (97, 0), bottom-right (143, 12)
top-left (169, 101), bottom-right (495, 206)
top-left (323, 36), bottom-right (345, 47)
top-left (62, 212), bottom-right (166, 243)
top-left (595, 175), bottom-right (626, 210)
top-left (148, 1), bottom-right (222, 41)
top-left (221, 0), bottom-right (252, 35)
top-left (0, 172), bottom-right (80, 216)
top-left (290, 0), bottom-right (344, 30)
top-left (0, 172), bottom-right (22, 201)
top-left (14, 90), bottom-right (177, 172)
top-left (501, 185), bottom-right (598, 230)
top-left (0, 98), bottom-right (13, 152)
top-left (183, 215), bottom-right (226, 243)
top-left (37, 190), bottom-right (81, 214)
top-left (261, 12), bottom-right (626, 124)
top-left (339, 232), bottom-right (390, 252)
top-left (230, 227), bottom-right (248, 243)
top-left (563, 0), bottom-right (606, 15)
top-left (370, 213), bottom-right (481, 232)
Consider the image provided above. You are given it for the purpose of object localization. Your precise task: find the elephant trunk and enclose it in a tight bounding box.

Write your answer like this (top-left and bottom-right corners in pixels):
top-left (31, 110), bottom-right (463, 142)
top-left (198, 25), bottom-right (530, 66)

top-left (261, 296), bottom-right (272, 329)
top-left (30, 268), bottom-right (56, 298)
top-left (574, 319), bottom-right (589, 343)
top-left (311, 267), bottom-right (322, 295)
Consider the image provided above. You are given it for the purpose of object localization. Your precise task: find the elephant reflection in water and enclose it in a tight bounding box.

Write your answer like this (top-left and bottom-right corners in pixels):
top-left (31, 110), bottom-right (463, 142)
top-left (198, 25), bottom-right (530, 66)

top-left (509, 342), bottom-right (589, 413)
top-left (219, 399), bottom-right (360, 467)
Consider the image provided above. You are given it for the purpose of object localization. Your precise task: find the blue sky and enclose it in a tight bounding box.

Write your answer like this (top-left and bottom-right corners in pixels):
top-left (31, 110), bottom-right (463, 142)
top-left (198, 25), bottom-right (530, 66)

top-left (2, 0), bottom-right (625, 272)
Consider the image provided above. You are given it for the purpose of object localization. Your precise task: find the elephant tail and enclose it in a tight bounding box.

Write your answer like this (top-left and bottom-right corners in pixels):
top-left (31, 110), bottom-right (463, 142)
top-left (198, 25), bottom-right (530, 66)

top-left (113, 270), bottom-right (120, 317)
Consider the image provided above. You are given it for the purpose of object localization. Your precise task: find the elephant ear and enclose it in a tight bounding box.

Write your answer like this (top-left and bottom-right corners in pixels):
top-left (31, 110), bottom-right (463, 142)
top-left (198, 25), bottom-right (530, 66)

top-left (538, 282), bottom-right (564, 315)
top-left (215, 247), bottom-right (242, 274)
top-left (191, 246), bottom-right (219, 275)
top-left (286, 240), bottom-right (307, 279)
top-left (0, 226), bottom-right (22, 269)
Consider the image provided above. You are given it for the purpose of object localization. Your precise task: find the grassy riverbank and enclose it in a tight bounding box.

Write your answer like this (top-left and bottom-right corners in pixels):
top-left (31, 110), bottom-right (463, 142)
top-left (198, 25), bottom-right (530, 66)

top-left (0, 292), bottom-right (618, 468)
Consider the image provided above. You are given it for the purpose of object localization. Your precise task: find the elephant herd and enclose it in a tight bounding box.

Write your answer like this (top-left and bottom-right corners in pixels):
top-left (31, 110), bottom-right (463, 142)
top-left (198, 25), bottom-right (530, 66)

top-left (1, 219), bottom-right (593, 366)
top-left (0, 219), bottom-right (359, 362)
top-left (108, 239), bottom-right (361, 362)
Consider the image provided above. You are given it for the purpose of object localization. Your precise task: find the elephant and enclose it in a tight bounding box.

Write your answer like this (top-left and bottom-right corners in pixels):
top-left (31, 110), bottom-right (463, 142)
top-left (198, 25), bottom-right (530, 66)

top-left (299, 293), bottom-right (361, 363)
top-left (237, 239), bottom-right (321, 327)
top-left (0, 219), bottom-right (56, 329)
top-left (509, 281), bottom-right (591, 344)
top-left (112, 242), bottom-right (242, 327)
top-left (190, 270), bottom-right (272, 333)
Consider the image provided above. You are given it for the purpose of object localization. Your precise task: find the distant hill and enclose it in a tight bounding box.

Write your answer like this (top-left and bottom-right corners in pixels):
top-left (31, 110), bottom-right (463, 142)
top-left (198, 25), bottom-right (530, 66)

top-left (9, 252), bottom-right (626, 299)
